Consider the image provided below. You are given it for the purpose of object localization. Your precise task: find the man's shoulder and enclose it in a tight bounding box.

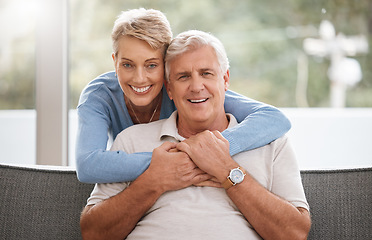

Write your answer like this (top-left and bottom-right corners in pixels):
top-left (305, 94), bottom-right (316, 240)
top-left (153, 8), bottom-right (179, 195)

top-left (269, 135), bottom-right (289, 147)
top-left (236, 135), bottom-right (290, 157)
top-left (258, 135), bottom-right (290, 151)
top-left (113, 119), bottom-right (168, 153)
top-left (117, 119), bottom-right (167, 142)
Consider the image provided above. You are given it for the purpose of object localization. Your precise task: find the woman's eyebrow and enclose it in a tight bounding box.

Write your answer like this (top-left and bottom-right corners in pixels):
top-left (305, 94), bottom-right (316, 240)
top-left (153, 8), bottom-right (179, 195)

top-left (120, 58), bottom-right (133, 62)
top-left (145, 57), bottom-right (162, 62)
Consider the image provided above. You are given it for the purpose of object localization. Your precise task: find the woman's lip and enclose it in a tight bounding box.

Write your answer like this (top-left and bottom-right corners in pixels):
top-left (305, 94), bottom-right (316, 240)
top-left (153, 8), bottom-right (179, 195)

top-left (130, 85), bottom-right (152, 93)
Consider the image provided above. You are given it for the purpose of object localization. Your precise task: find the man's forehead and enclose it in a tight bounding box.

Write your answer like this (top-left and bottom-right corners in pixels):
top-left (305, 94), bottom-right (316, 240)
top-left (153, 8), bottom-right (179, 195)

top-left (170, 47), bottom-right (219, 73)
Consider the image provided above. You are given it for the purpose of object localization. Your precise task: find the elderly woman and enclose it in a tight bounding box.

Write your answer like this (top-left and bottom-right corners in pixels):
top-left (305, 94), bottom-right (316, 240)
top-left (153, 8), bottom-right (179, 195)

top-left (76, 8), bottom-right (291, 184)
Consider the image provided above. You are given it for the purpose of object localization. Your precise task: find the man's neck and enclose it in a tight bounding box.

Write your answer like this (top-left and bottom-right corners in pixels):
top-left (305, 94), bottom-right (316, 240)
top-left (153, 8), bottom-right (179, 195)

top-left (176, 113), bottom-right (230, 138)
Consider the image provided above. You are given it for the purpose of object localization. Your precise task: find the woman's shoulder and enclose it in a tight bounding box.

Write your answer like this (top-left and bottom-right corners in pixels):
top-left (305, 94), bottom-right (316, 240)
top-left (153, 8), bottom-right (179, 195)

top-left (78, 71), bottom-right (122, 106)
top-left (85, 71), bottom-right (120, 92)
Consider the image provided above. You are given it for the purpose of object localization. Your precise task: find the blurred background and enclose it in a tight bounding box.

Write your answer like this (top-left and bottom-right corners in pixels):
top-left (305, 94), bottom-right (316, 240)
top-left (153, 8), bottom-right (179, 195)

top-left (1, 0), bottom-right (371, 169)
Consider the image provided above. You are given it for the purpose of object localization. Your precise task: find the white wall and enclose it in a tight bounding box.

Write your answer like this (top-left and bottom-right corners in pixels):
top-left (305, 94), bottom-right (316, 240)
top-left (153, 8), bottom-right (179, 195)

top-left (1, 109), bottom-right (372, 170)
top-left (0, 110), bottom-right (36, 165)
top-left (283, 108), bottom-right (372, 169)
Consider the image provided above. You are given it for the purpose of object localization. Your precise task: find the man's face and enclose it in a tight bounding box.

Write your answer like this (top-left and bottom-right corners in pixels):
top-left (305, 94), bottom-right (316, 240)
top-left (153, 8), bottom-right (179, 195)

top-left (167, 45), bottom-right (229, 131)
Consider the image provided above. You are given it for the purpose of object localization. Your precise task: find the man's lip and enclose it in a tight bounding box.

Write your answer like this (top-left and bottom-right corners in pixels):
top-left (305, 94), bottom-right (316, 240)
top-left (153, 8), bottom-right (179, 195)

top-left (188, 98), bottom-right (208, 103)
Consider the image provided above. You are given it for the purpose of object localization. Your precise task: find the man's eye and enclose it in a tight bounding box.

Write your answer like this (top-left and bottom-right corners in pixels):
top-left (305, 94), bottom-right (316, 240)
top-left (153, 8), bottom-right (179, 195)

top-left (202, 72), bottom-right (212, 76)
top-left (178, 75), bottom-right (188, 80)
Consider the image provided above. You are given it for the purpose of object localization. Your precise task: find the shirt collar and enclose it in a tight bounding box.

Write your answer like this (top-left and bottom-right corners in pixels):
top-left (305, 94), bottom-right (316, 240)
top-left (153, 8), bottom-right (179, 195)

top-left (159, 111), bottom-right (238, 142)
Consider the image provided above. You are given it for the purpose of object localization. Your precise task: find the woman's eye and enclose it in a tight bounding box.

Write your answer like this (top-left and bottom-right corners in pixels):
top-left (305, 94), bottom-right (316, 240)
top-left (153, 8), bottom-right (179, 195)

top-left (147, 64), bottom-right (157, 69)
top-left (122, 63), bottom-right (132, 68)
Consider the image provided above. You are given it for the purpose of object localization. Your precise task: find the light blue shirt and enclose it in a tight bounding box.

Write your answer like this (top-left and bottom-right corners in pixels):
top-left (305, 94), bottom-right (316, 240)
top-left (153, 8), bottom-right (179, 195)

top-left (76, 71), bottom-right (291, 183)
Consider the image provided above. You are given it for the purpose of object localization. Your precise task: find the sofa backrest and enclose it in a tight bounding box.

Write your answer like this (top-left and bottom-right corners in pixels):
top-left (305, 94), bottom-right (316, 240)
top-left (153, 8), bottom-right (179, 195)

top-left (1, 163), bottom-right (371, 239)
top-left (0, 164), bottom-right (93, 240)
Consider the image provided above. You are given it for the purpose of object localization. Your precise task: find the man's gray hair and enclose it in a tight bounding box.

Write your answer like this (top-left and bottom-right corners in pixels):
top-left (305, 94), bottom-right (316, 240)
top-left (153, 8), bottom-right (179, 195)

top-left (165, 30), bottom-right (230, 82)
top-left (111, 8), bottom-right (172, 57)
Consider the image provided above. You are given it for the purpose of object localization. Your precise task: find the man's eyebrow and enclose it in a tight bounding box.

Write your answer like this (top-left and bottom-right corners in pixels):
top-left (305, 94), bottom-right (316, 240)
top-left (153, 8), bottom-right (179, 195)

top-left (174, 71), bottom-right (190, 77)
top-left (199, 68), bottom-right (215, 73)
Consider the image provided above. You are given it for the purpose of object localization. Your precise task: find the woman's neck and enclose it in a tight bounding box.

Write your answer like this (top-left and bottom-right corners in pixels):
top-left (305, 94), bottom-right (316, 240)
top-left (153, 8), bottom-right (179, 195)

top-left (125, 92), bottom-right (162, 124)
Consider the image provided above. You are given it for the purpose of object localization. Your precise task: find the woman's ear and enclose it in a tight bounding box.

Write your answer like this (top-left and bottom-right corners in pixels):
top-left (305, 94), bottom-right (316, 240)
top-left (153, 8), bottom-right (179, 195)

top-left (112, 53), bottom-right (118, 76)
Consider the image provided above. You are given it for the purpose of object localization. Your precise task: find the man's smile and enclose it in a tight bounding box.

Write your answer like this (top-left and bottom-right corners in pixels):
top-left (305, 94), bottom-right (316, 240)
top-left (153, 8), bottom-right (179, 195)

top-left (188, 98), bottom-right (208, 103)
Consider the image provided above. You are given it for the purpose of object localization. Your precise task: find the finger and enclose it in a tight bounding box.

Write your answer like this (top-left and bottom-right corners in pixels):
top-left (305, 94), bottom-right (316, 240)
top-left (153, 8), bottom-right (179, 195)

top-left (211, 130), bottom-right (227, 142)
top-left (194, 180), bottom-right (223, 188)
top-left (176, 141), bottom-right (190, 155)
top-left (168, 148), bottom-right (179, 153)
top-left (209, 177), bottom-right (220, 182)
top-left (159, 141), bottom-right (178, 152)
top-left (190, 173), bottom-right (211, 185)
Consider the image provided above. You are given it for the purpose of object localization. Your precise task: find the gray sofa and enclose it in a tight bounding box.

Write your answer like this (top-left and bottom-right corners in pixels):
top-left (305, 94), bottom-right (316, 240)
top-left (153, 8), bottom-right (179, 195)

top-left (0, 163), bottom-right (371, 240)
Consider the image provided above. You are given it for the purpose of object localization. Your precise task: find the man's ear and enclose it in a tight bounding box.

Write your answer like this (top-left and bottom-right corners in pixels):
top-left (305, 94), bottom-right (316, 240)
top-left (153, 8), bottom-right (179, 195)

top-left (164, 80), bottom-right (173, 100)
top-left (223, 69), bottom-right (230, 91)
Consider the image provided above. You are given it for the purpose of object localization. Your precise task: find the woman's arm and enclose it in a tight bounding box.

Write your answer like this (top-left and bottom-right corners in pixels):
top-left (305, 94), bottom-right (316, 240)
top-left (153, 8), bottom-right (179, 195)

top-left (76, 81), bottom-right (176, 184)
top-left (223, 89), bottom-right (291, 156)
top-left (76, 103), bottom-right (152, 184)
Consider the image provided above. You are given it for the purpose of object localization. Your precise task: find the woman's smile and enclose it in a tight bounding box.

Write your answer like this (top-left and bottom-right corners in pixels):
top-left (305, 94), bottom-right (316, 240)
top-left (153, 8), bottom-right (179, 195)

top-left (130, 85), bottom-right (152, 94)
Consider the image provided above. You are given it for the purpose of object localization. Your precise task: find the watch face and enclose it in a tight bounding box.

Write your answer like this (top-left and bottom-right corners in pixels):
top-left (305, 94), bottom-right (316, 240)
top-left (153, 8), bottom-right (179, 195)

top-left (230, 168), bottom-right (244, 184)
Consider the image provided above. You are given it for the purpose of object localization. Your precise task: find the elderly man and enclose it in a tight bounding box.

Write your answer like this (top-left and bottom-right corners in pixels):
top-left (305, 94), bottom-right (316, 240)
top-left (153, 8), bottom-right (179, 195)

top-left (80, 30), bottom-right (311, 240)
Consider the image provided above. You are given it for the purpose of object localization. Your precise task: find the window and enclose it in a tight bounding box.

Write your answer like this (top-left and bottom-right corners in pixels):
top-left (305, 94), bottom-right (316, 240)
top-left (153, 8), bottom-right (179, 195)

top-left (68, 0), bottom-right (372, 169)
top-left (0, 0), bottom-right (38, 165)
top-left (1, 0), bottom-right (371, 169)
top-left (69, 0), bottom-right (372, 108)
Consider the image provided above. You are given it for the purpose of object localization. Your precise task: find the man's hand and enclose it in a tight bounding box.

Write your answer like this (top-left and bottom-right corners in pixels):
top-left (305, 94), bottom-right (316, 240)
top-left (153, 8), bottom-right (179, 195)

top-left (193, 177), bottom-right (222, 188)
top-left (176, 130), bottom-right (237, 183)
top-left (146, 141), bottom-right (213, 193)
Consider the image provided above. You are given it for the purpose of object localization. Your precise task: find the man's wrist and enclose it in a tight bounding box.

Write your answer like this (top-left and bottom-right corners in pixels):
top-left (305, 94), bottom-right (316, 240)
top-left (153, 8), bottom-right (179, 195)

top-left (135, 169), bottom-right (166, 197)
top-left (221, 166), bottom-right (246, 190)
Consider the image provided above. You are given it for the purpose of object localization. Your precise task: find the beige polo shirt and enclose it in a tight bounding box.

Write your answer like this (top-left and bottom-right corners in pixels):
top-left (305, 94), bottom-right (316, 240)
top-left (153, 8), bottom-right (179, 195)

top-left (87, 111), bottom-right (309, 240)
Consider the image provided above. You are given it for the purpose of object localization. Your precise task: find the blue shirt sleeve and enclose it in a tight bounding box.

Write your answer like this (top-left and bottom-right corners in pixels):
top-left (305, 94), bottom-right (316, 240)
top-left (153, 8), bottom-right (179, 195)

top-left (76, 102), bottom-right (152, 183)
top-left (75, 80), bottom-right (175, 184)
top-left (222, 89), bottom-right (291, 156)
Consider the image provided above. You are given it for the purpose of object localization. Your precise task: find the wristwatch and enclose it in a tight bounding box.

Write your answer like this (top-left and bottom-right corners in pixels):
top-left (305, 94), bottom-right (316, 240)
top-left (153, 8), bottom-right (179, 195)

top-left (222, 167), bottom-right (246, 190)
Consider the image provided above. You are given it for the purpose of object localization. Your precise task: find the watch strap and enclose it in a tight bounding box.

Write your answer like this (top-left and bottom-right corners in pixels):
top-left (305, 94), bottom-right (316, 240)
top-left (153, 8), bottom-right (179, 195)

top-left (222, 167), bottom-right (246, 190)
top-left (222, 177), bottom-right (234, 190)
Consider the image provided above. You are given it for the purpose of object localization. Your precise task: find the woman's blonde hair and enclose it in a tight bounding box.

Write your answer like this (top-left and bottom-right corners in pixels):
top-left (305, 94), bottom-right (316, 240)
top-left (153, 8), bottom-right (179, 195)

top-left (111, 8), bottom-right (172, 57)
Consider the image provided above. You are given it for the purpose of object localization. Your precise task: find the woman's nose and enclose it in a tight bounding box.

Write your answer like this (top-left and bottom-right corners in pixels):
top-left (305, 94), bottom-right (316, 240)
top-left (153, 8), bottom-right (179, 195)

top-left (134, 67), bottom-right (146, 84)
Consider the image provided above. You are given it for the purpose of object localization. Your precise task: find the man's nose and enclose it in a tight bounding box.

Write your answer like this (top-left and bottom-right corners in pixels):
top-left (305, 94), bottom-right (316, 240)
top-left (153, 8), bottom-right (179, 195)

top-left (189, 75), bottom-right (205, 92)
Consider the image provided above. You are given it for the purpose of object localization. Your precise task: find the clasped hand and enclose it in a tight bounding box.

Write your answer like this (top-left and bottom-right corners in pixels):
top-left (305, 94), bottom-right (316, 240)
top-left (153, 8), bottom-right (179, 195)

top-left (148, 130), bottom-right (234, 192)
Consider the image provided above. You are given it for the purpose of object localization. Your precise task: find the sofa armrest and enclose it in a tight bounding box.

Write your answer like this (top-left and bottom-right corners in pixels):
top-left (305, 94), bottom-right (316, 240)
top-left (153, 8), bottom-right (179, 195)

top-left (0, 163), bottom-right (94, 240)
top-left (301, 168), bottom-right (372, 240)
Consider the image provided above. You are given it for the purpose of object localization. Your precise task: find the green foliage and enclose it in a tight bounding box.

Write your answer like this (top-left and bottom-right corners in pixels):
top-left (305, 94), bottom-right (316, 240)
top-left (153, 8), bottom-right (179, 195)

top-left (1, 0), bottom-right (371, 109)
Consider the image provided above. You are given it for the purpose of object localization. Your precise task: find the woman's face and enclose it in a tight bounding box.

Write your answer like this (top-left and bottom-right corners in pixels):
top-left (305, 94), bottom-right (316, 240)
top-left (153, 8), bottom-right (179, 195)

top-left (113, 36), bottom-right (164, 107)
